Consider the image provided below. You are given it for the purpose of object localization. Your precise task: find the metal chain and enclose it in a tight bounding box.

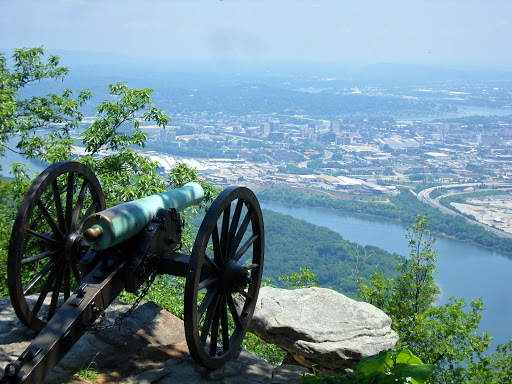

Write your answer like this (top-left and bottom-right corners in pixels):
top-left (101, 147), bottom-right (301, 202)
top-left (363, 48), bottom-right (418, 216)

top-left (88, 256), bottom-right (158, 331)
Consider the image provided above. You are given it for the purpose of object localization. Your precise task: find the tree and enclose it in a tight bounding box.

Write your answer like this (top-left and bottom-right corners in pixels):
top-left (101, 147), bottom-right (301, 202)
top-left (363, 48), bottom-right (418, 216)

top-left (279, 267), bottom-right (320, 288)
top-left (0, 47), bottom-right (91, 161)
top-left (357, 214), bottom-right (509, 383)
top-left (0, 47), bottom-right (217, 293)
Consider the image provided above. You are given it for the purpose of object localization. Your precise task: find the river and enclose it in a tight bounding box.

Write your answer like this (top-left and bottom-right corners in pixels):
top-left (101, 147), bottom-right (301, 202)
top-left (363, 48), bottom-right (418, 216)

top-left (0, 141), bottom-right (45, 178)
top-left (261, 201), bottom-right (512, 350)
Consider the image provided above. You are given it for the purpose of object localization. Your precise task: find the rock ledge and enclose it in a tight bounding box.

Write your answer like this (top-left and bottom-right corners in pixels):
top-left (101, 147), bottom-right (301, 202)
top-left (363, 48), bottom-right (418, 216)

top-left (249, 287), bottom-right (399, 373)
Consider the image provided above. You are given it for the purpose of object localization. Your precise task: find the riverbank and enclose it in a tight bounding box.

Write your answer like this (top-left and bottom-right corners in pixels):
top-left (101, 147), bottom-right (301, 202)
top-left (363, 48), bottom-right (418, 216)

top-left (254, 185), bottom-right (512, 256)
top-left (261, 200), bottom-right (512, 350)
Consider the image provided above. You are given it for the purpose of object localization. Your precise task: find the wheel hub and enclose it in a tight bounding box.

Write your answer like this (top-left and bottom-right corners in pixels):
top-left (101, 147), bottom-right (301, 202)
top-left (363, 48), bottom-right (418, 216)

top-left (219, 259), bottom-right (251, 294)
top-left (62, 232), bottom-right (85, 263)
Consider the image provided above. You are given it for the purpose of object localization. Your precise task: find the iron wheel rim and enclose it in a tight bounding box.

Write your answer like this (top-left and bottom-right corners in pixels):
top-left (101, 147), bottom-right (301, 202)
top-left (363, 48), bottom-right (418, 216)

top-left (7, 161), bottom-right (105, 331)
top-left (184, 186), bottom-right (264, 369)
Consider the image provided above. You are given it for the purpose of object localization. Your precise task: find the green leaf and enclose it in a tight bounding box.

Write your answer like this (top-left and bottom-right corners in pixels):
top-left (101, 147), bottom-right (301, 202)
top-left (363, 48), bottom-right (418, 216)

top-left (357, 349), bottom-right (394, 375)
top-left (394, 347), bottom-right (423, 366)
top-left (389, 364), bottom-right (436, 383)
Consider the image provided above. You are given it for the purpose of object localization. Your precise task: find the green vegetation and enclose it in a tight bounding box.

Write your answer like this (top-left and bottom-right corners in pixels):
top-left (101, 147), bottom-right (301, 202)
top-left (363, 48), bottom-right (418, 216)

top-left (76, 353), bottom-right (100, 383)
top-left (357, 215), bottom-right (511, 383)
top-left (256, 185), bottom-right (512, 254)
top-left (147, 139), bottom-right (238, 159)
top-left (280, 267), bottom-right (320, 288)
top-left (0, 47), bottom-right (282, 368)
top-left (278, 164), bottom-right (313, 175)
top-left (428, 188), bottom-right (448, 199)
top-left (2, 48), bottom-right (510, 382)
top-left (303, 347), bottom-right (435, 384)
top-left (263, 209), bottom-right (399, 296)
top-left (0, 48), bottom-right (215, 293)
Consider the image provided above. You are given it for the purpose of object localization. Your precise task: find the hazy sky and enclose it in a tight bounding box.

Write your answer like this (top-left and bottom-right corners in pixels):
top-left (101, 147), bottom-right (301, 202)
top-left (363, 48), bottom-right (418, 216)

top-left (1, 0), bottom-right (511, 67)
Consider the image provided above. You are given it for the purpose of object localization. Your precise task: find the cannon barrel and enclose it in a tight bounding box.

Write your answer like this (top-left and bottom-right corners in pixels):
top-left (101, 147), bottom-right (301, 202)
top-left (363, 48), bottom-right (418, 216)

top-left (82, 182), bottom-right (204, 250)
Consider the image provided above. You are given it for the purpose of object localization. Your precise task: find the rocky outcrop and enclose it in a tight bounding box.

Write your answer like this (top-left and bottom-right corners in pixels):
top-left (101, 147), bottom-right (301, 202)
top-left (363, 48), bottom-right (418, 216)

top-left (0, 297), bottom-right (307, 384)
top-left (0, 287), bottom-right (397, 382)
top-left (249, 287), bottom-right (399, 373)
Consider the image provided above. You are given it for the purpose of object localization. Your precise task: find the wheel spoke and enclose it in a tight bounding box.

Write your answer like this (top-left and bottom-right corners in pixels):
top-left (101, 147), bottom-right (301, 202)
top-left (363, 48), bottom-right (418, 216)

top-left (65, 172), bottom-right (75, 229)
top-left (185, 188), bottom-right (263, 368)
top-left (76, 201), bottom-right (98, 232)
top-left (209, 299), bottom-right (221, 356)
top-left (63, 264), bottom-right (71, 301)
top-left (71, 264), bottom-right (82, 284)
top-left (198, 276), bottom-right (220, 291)
top-left (8, 161), bottom-right (105, 331)
top-left (32, 264), bottom-right (61, 316)
top-left (227, 199), bottom-right (244, 257)
top-left (21, 250), bottom-right (56, 266)
top-left (229, 207), bottom-right (254, 259)
top-left (71, 180), bottom-right (89, 230)
top-left (197, 288), bottom-right (217, 322)
top-left (37, 200), bottom-right (64, 239)
top-left (233, 234), bottom-right (259, 262)
top-left (220, 204), bottom-right (231, 262)
top-left (26, 228), bottom-right (60, 246)
top-left (238, 288), bottom-right (253, 302)
top-left (48, 265), bottom-right (65, 320)
top-left (203, 254), bottom-right (220, 273)
top-left (23, 260), bottom-right (55, 295)
top-left (201, 293), bottom-right (221, 345)
top-left (227, 295), bottom-right (242, 330)
top-left (52, 179), bottom-right (67, 233)
top-left (220, 295), bottom-right (230, 351)
top-left (212, 224), bottom-right (222, 266)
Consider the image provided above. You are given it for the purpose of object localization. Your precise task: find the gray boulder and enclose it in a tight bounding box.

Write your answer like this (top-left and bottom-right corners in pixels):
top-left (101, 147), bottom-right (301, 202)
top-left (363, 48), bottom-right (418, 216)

top-left (249, 287), bottom-right (399, 373)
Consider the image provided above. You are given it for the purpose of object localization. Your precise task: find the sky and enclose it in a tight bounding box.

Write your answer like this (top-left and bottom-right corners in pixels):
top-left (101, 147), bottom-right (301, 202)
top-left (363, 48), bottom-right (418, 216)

top-left (1, 0), bottom-right (511, 68)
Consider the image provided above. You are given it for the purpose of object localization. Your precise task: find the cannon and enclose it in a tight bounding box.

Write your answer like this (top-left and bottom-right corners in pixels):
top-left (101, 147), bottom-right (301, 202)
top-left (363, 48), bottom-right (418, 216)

top-left (1, 161), bottom-right (264, 383)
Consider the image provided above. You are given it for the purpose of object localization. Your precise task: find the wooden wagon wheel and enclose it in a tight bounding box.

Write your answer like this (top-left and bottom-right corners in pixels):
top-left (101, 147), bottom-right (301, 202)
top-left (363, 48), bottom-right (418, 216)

top-left (184, 186), bottom-right (264, 369)
top-left (7, 161), bottom-right (105, 331)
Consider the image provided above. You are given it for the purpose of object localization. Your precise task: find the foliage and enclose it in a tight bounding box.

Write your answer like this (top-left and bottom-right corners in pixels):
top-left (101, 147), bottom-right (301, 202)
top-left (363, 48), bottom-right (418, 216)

top-left (186, 207), bottom-right (400, 297)
top-left (357, 214), bottom-right (510, 383)
top-left (0, 47), bottom-right (91, 161)
top-left (0, 176), bottom-right (13, 296)
top-left (241, 332), bottom-right (286, 365)
top-left (278, 164), bottom-right (313, 175)
top-left (0, 47), bottom-right (217, 298)
top-left (76, 352), bottom-right (100, 383)
top-left (146, 138), bottom-right (238, 160)
top-left (119, 273), bottom-right (287, 365)
top-left (279, 267), bottom-right (320, 288)
top-left (81, 81), bottom-right (169, 155)
top-left (256, 185), bottom-right (512, 254)
top-left (465, 340), bottom-right (512, 383)
top-left (0, 48), bottom-right (286, 369)
top-left (302, 347), bottom-right (434, 384)
top-left (394, 214), bottom-right (439, 339)
top-left (119, 276), bottom-right (186, 321)
top-left (262, 209), bottom-right (399, 297)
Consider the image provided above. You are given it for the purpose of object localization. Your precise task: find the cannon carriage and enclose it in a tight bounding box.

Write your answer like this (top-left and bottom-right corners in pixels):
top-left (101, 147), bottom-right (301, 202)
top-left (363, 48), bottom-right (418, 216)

top-left (1, 161), bottom-right (264, 384)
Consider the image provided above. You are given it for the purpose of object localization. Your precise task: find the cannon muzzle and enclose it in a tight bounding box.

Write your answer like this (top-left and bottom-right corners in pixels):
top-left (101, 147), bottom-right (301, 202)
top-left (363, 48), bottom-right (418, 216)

top-left (82, 182), bottom-right (204, 250)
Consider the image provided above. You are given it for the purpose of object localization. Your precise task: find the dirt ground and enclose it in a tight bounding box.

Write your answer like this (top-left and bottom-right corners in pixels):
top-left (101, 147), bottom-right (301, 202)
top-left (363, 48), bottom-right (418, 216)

top-left (451, 194), bottom-right (512, 234)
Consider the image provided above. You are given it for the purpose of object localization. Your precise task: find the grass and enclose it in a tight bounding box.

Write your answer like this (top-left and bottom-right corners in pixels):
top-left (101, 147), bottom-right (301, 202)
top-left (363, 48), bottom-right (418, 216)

top-left (76, 352), bottom-right (100, 383)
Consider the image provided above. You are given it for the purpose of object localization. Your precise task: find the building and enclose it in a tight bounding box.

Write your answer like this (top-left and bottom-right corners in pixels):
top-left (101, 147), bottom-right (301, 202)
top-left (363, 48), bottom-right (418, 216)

top-left (260, 123), bottom-right (270, 136)
top-left (270, 120), bottom-right (280, 133)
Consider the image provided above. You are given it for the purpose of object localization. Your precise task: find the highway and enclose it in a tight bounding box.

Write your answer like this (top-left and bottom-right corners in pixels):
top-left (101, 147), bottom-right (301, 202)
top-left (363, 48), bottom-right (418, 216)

top-left (417, 183), bottom-right (512, 239)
